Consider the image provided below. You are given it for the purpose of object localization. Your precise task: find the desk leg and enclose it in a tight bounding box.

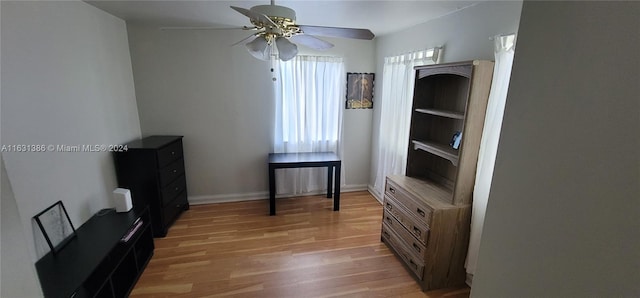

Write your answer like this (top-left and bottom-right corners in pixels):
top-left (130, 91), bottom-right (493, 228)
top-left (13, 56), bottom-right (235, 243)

top-left (334, 162), bottom-right (341, 211)
top-left (269, 165), bottom-right (276, 216)
top-left (327, 165), bottom-right (333, 198)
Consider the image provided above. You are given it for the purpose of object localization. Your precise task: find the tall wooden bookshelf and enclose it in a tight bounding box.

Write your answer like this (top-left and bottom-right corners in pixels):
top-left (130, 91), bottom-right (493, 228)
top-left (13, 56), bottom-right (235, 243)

top-left (381, 60), bottom-right (494, 290)
top-left (407, 60), bottom-right (494, 206)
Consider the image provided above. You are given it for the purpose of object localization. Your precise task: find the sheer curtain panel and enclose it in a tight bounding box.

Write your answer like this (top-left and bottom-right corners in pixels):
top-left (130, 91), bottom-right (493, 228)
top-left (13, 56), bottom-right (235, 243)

top-left (273, 55), bottom-right (345, 195)
top-left (372, 48), bottom-right (440, 199)
top-left (465, 34), bottom-right (516, 283)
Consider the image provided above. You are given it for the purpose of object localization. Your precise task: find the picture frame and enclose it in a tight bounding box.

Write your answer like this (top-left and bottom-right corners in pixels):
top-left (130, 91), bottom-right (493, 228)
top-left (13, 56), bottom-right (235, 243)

top-left (346, 72), bottom-right (374, 109)
top-left (33, 200), bottom-right (76, 254)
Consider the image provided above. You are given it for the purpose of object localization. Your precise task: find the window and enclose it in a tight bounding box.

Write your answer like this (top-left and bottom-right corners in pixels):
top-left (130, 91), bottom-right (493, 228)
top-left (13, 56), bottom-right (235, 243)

top-left (272, 55), bottom-right (344, 194)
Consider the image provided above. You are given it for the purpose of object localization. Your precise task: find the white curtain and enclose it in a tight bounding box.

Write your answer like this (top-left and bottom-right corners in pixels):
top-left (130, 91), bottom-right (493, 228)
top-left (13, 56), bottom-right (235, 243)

top-left (373, 49), bottom-right (439, 199)
top-left (465, 34), bottom-right (516, 281)
top-left (273, 55), bottom-right (345, 195)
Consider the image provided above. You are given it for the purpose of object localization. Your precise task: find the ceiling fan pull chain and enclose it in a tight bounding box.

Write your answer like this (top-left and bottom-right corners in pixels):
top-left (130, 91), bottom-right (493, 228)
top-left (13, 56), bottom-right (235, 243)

top-left (270, 47), bottom-right (277, 82)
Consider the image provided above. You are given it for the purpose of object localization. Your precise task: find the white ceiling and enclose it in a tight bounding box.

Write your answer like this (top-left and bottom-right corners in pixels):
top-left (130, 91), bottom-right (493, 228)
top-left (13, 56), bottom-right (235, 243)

top-left (86, 0), bottom-right (484, 37)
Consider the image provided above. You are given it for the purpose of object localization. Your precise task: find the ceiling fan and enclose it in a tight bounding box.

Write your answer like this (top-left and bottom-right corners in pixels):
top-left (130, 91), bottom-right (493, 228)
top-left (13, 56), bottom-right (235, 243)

top-left (165, 1), bottom-right (375, 61)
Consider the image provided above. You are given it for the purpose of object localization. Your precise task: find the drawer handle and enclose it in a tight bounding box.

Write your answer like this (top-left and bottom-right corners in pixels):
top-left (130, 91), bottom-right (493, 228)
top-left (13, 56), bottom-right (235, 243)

top-left (413, 243), bottom-right (421, 253)
top-left (409, 259), bottom-right (418, 270)
top-left (389, 187), bottom-right (395, 194)
top-left (385, 202), bottom-right (392, 211)
top-left (171, 151), bottom-right (176, 155)
top-left (383, 231), bottom-right (390, 239)
top-left (413, 226), bottom-right (422, 236)
top-left (417, 208), bottom-right (426, 217)
top-left (176, 204), bottom-right (181, 208)
top-left (175, 187), bottom-right (179, 191)
top-left (173, 169), bottom-right (177, 173)
top-left (385, 216), bottom-right (392, 224)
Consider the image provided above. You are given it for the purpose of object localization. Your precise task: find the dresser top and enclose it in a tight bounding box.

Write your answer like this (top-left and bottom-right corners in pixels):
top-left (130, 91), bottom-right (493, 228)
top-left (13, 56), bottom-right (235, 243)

top-left (125, 135), bottom-right (183, 149)
top-left (387, 175), bottom-right (463, 209)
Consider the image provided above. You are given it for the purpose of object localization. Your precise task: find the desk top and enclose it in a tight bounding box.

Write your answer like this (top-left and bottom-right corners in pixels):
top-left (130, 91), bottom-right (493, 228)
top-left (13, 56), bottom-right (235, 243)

top-left (269, 152), bottom-right (340, 164)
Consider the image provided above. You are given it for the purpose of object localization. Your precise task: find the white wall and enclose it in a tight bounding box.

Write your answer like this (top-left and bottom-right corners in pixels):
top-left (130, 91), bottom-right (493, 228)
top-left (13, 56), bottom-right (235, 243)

top-left (1, 0), bottom-right (141, 266)
top-left (369, 1), bottom-right (523, 196)
top-left (126, 24), bottom-right (375, 203)
top-left (471, 1), bottom-right (640, 297)
top-left (1, 157), bottom-right (43, 298)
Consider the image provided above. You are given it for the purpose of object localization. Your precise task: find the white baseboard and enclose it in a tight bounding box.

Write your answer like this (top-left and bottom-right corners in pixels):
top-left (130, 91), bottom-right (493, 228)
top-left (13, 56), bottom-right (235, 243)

top-left (341, 184), bottom-right (369, 193)
top-left (368, 185), bottom-right (383, 204)
top-left (189, 191), bottom-right (267, 205)
top-left (466, 273), bottom-right (473, 287)
top-left (189, 184), bottom-right (370, 205)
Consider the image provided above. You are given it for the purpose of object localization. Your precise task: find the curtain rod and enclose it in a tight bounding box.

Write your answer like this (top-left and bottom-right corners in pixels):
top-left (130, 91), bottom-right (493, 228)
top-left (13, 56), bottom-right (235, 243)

top-left (387, 46), bottom-right (442, 58)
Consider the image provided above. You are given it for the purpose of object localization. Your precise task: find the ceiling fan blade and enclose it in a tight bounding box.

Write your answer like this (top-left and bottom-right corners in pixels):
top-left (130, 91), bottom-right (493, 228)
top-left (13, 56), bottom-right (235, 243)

top-left (160, 26), bottom-right (253, 31)
top-left (231, 32), bottom-right (261, 46)
top-left (297, 25), bottom-right (375, 40)
top-left (290, 35), bottom-right (334, 50)
top-left (230, 6), bottom-right (277, 28)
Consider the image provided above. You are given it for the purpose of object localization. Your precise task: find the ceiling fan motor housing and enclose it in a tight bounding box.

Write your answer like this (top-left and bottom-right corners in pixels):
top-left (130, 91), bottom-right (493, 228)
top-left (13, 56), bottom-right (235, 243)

top-left (251, 5), bottom-right (296, 24)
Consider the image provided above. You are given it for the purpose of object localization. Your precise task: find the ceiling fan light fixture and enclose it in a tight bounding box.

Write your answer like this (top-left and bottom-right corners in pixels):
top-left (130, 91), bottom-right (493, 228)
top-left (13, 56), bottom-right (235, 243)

top-left (229, 1), bottom-right (374, 62)
top-left (275, 37), bottom-right (298, 61)
top-left (246, 36), bottom-right (270, 60)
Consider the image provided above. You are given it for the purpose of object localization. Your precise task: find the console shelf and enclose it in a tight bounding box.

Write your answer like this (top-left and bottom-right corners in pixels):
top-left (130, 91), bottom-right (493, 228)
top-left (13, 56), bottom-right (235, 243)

top-left (35, 208), bottom-right (153, 298)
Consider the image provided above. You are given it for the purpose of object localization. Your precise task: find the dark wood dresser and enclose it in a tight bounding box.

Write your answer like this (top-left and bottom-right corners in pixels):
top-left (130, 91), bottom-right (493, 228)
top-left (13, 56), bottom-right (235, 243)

top-left (114, 135), bottom-right (189, 237)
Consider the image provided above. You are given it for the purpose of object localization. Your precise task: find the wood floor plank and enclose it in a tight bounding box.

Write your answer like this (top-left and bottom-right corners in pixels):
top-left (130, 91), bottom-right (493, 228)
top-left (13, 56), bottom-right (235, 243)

top-left (131, 191), bottom-right (470, 297)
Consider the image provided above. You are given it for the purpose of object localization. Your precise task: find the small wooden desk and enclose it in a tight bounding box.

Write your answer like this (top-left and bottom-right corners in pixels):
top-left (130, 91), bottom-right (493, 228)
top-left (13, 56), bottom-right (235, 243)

top-left (268, 152), bottom-right (341, 215)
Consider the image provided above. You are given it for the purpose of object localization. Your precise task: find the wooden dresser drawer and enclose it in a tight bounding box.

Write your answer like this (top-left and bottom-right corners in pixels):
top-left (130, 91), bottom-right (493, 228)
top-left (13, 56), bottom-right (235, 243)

top-left (381, 222), bottom-right (425, 280)
top-left (384, 195), bottom-right (430, 245)
top-left (159, 158), bottom-right (185, 186)
top-left (115, 136), bottom-right (188, 237)
top-left (157, 139), bottom-right (183, 167)
top-left (386, 179), bottom-right (433, 226)
top-left (163, 191), bottom-right (188, 227)
top-left (161, 176), bottom-right (187, 206)
top-left (383, 209), bottom-right (427, 259)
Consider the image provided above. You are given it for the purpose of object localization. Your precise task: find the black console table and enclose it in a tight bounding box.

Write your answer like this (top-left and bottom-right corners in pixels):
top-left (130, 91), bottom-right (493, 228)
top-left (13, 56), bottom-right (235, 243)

top-left (35, 208), bottom-right (154, 298)
top-left (268, 152), bottom-right (341, 215)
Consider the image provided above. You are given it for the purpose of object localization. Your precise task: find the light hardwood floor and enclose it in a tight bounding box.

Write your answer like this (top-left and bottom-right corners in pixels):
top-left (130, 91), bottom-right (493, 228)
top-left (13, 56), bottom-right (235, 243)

top-left (131, 191), bottom-right (470, 297)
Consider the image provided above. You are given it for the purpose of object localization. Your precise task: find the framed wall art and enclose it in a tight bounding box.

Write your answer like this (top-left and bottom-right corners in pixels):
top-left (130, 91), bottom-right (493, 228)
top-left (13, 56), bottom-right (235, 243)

top-left (346, 72), bottom-right (374, 109)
